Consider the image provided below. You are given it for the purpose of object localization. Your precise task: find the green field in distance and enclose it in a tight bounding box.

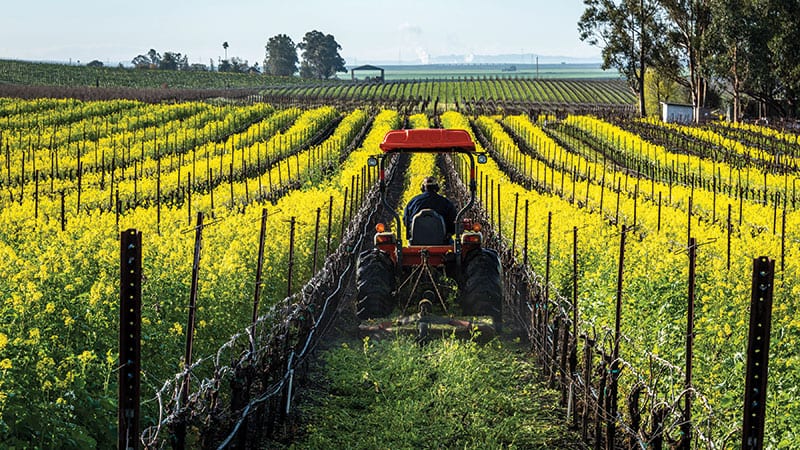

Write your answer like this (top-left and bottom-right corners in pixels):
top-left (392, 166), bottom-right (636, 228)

top-left (342, 63), bottom-right (618, 81)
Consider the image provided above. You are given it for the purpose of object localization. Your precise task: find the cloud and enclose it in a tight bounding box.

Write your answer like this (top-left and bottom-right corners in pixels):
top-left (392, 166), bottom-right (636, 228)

top-left (415, 47), bottom-right (429, 64)
top-left (398, 22), bottom-right (423, 36)
top-left (397, 22), bottom-right (428, 63)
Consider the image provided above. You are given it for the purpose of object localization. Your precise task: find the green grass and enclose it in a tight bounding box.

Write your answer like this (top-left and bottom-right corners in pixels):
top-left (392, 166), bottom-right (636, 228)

top-left (281, 336), bottom-right (583, 449)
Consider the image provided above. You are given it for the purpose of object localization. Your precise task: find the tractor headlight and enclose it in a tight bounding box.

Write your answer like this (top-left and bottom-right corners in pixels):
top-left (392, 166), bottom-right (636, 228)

top-left (461, 232), bottom-right (482, 245)
top-left (375, 232), bottom-right (396, 245)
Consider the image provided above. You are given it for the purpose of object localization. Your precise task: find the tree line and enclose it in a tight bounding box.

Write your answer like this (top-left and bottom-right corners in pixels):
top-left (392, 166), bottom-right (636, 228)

top-left (129, 30), bottom-right (346, 80)
top-left (579, 0), bottom-right (800, 121)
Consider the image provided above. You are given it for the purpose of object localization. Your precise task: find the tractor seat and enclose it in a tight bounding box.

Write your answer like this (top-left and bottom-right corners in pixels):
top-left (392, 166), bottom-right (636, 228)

top-left (409, 209), bottom-right (447, 245)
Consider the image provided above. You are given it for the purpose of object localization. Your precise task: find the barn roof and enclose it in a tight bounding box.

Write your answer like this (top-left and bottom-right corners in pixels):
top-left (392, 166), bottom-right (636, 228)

top-left (351, 64), bottom-right (383, 71)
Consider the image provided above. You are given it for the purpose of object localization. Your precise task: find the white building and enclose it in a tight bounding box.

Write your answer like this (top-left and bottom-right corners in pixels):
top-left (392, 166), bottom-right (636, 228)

top-left (661, 102), bottom-right (713, 123)
top-left (661, 102), bottom-right (694, 123)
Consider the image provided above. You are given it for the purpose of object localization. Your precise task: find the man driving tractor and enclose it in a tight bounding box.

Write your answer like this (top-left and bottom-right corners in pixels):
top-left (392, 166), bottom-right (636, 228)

top-left (403, 176), bottom-right (457, 241)
top-left (356, 129), bottom-right (502, 334)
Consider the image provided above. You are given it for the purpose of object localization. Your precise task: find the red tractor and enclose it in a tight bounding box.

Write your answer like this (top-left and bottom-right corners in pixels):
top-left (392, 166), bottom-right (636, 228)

top-left (356, 129), bottom-right (502, 339)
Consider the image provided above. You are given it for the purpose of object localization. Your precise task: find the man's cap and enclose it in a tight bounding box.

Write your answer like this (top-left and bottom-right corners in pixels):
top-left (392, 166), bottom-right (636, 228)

top-left (421, 176), bottom-right (439, 190)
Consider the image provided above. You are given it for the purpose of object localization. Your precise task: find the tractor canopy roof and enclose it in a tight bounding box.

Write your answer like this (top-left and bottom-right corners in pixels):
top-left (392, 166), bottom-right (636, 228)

top-left (379, 129), bottom-right (476, 153)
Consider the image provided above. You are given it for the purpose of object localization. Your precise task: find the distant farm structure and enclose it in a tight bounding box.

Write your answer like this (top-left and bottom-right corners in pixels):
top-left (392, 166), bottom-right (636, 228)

top-left (350, 64), bottom-right (384, 82)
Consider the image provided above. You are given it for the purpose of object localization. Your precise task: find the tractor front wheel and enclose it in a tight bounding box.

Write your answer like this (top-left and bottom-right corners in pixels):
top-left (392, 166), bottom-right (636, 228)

top-left (356, 249), bottom-right (397, 320)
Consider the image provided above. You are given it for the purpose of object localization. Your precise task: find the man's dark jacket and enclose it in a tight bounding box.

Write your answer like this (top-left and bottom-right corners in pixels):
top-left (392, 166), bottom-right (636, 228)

top-left (403, 192), bottom-right (457, 238)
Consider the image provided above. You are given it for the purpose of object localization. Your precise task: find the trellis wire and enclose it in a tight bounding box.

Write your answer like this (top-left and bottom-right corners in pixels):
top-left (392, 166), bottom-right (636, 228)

top-left (139, 136), bottom-right (401, 448)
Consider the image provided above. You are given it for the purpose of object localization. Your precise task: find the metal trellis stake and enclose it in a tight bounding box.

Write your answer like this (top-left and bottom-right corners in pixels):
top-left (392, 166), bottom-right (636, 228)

top-left (544, 211), bottom-right (552, 362)
top-left (340, 188), bottom-right (349, 239)
top-left (742, 257), bottom-right (775, 450)
top-left (326, 195), bottom-right (334, 258)
top-left (608, 224), bottom-right (627, 449)
top-left (523, 199), bottom-right (529, 266)
top-left (119, 229), bottom-right (141, 450)
top-left (571, 226), bottom-right (579, 424)
top-left (512, 192), bottom-right (519, 252)
top-left (287, 216), bottom-right (296, 297)
top-left (312, 207), bottom-right (321, 274)
top-left (176, 211), bottom-right (204, 450)
top-left (681, 237), bottom-right (697, 450)
top-left (253, 208), bottom-right (268, 327)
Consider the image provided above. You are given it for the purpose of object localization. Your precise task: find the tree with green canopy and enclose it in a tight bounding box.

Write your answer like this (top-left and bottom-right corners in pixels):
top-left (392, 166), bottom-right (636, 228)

top-left (159, 52), bottom-right (188, 71)
top-left (762, 0), bottom-right (800, 117)
top-left (298, 30), bottom-right (347, 79)
top-left (659, 0), bottom-right (713, 122)
top-left (265, 34), bottom-right (298, 76)
top-left (579, 0), bottom-right (667, 117)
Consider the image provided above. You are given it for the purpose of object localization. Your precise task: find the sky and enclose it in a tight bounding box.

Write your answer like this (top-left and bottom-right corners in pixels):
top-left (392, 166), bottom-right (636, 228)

top-left (0, 0), bottom-right (600, 66)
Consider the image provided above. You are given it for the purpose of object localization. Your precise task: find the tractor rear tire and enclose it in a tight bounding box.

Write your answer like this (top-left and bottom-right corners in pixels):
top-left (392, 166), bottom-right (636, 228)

top-left (460, 248), bottom-right (503, 323)
top-left (356, 249), bottom-right (397, 320)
